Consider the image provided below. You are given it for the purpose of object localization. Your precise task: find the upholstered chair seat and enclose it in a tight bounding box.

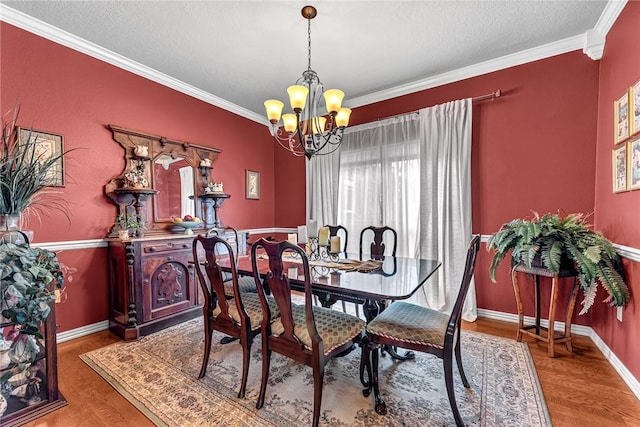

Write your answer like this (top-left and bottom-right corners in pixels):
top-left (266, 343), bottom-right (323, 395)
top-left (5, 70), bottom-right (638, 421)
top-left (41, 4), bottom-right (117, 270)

top-left (271, 304), bottom-right (365, 354)
top-left (223, 275), bottom-right (257, 297)
top-left (366, 302), bottom-right (448, 349)
top-left (213, 292), bottom-right (280, 330)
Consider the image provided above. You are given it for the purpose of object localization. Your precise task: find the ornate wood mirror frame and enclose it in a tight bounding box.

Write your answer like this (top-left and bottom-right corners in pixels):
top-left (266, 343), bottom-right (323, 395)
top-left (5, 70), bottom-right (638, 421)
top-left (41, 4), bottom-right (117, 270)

top-left (105, 125), bottom-right (224, 236)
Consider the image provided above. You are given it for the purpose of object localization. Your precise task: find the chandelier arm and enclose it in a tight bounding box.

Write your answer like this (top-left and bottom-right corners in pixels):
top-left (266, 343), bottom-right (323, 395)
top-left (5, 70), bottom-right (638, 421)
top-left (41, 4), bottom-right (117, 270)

top-left (272, 127), bottom-right (305, 150)
top-left (324, 133), bottom-right (344, 146)
top-left (312, 136), bottom-right (343, 156)
top-left (294, 110), bottom-right (306, 150)
top-left (311, 131), bottom-right (335, 154)
top-left (274, 137), bottom-right (305, 157)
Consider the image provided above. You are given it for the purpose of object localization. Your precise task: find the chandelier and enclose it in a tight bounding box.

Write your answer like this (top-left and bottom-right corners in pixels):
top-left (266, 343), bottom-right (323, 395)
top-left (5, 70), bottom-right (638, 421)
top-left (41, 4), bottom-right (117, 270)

top-left (264, 5), bottom-right (351, 160)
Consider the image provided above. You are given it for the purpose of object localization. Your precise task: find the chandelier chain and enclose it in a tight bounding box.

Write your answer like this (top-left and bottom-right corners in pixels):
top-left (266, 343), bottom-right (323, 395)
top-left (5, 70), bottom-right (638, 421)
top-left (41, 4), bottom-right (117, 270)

top-left (307, 18), bottom-right (312, 71)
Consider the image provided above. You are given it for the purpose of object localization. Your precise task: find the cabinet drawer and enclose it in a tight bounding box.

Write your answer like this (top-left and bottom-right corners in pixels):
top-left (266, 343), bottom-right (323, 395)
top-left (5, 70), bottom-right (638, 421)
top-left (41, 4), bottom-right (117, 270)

top-left (142, 240), bottom-right (192, 254)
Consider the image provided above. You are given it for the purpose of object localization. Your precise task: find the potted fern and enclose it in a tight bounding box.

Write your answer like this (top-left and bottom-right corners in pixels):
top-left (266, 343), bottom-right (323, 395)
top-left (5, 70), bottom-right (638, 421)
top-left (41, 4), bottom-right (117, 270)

top-left (487, 212), bottom-right (629, 314)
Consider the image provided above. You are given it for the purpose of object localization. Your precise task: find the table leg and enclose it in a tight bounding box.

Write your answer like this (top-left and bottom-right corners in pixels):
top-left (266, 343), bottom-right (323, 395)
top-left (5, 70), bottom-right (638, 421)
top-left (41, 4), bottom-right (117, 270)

top-left (535, 275), bottom-right (541, 335)
top-left (511, 268), bottom-right (524, 342)
top-left (362, 299), bottom-right (380, 323)
top-left (564, 279), bottom-right (579, 353)
top-left (383, 345), bottom-right (415, 360)
top-left (548, 275), bottom-right (559, 358)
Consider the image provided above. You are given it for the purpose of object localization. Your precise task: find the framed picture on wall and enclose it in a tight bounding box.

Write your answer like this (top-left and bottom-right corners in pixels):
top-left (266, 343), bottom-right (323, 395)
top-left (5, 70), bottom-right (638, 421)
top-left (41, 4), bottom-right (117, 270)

top-left (18, 127), bottom-right (65, 186)
top-left (246, 170), bottom-right (260, 199)
top-left (614, 91), bottom-right (630, 144)
top-left (613, 144), bottom-right (627, 193)
top-left (628, 137), bottom-right (640, 190)
top-left (630, 80), bottom-right (640, 136)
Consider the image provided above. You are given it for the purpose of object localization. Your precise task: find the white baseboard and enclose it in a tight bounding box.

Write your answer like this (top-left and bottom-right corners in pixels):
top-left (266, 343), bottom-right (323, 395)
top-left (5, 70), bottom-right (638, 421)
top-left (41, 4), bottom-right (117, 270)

top-left (477, 308), bottom-right (640, 401)
top-left (56, 320), bottom-right (109, 343)
top-left (589, 329), bottom-right (640, 401)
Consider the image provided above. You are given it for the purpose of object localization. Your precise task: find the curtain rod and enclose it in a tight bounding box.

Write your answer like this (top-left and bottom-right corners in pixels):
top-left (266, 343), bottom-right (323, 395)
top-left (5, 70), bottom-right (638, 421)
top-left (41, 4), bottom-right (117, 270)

top-left (375, 89), bottom-right (501, 121)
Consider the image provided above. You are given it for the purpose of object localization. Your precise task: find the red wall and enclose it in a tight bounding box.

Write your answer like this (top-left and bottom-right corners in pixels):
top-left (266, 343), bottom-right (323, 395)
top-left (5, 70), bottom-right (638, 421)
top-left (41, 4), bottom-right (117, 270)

top-left (0, 23), bottom-right (277, 332)
top-left (273, 145), bottom-right (306, 227)
top-left (592, 2), bottom-right (640, 380)
top-left (3, 6), bottom-right (638, 382)
top-left (343, 51), bottom-right (600, 324)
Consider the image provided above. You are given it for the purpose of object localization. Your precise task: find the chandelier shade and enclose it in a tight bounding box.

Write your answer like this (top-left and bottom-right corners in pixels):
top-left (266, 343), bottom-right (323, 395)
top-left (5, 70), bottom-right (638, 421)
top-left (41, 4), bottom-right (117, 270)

top-left (264, 5), bottom-right (351, 160)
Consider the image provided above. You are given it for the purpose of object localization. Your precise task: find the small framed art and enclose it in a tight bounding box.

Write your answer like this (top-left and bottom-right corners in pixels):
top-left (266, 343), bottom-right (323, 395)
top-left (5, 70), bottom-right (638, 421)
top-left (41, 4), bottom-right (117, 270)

top-left (613, 144), bottom-right (627, 192)
top-left (246, 170), bottom-right (260, 199)
top-left (615, 92), bottom-right (630, 144)
top-left (628, 137), bottom-right (640, 190)
top-left (18, 127), bottom-right (65, 186)
top-left (630, 80), bottom-right (640, 136)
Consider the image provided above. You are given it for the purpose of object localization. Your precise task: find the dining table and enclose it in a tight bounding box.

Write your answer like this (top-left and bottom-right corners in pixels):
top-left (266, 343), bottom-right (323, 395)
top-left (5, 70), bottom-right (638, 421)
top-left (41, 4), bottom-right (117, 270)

top-left (220, 251), bottom-right (441, 327)
top-left (215, 250), bottom-right (440, 386)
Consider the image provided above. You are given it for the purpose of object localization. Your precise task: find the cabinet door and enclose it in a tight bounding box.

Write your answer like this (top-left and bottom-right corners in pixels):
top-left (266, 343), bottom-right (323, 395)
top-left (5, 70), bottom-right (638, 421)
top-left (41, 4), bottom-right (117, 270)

top-left (141, 250), bottom-right (195, 321)
top-left (0, 303), bottom-right (65, 425)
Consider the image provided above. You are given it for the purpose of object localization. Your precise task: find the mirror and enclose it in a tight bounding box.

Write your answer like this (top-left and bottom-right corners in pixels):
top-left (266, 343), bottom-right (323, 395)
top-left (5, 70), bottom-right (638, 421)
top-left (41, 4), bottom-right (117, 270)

top-left (105, 124), bottom-right (222, 235)
top-left (153, 155), bottom-right (195, 221)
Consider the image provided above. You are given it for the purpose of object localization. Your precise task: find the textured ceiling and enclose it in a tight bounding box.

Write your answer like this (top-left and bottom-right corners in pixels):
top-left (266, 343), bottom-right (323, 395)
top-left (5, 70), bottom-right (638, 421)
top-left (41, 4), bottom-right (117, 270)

top-left (2, 1), bottom-right (609, 123)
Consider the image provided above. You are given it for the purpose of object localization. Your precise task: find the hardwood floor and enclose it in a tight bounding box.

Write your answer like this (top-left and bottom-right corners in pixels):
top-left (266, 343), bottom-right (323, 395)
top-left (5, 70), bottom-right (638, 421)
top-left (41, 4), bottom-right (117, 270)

top-left (19, 318), bottom-right (640, 427)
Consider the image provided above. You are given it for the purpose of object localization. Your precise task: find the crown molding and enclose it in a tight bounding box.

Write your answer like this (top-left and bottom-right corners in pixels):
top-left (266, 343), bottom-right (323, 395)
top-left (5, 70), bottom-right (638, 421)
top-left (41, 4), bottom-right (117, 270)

top-left (583, 1), bottom-right (628, 60)
top-left (0, 2), bottom-right (629, 125)
top-left (583, 29), bottom-right (606, 60)
top-left (0, 4), bottom-right (267, 125)
top-left (346, 35), bottom-right (584, 109)
top-left (595, 0), bottom-right (628, 36)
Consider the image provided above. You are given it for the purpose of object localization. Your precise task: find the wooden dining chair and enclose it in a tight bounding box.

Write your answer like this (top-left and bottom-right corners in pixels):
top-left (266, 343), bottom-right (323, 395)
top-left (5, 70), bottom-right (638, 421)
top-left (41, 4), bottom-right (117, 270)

top-left (362, 234), bottom-right (480, 427)
top-left (325, 224), bottom-right (349, 254)
top-left (251, 238), bottom-right (365, 427)
top-left (324, 224), bottom-right (357, 314)
top-left (359, 225), bottom-right (397, 259)
top-left (206, 226), bottom-right (256, 296)
top-left (192, 235), bottom-right (278, 398)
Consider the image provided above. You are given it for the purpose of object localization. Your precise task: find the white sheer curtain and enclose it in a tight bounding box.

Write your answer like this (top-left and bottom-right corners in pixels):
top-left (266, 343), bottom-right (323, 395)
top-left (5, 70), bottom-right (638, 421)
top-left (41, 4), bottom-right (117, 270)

top-left (337, 114), bottom-right (420, 257)
top-left (306, 98), bottom-right (475, 320)
top-left (307, 149), bottom-right (341, 227)
top-left (416, 99), bottom-right (476, 321)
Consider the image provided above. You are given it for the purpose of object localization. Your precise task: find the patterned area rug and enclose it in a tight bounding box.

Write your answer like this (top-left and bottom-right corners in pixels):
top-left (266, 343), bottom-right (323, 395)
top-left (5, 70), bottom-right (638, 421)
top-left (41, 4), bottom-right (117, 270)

top-left (81, 318), bottom-right (550, 426)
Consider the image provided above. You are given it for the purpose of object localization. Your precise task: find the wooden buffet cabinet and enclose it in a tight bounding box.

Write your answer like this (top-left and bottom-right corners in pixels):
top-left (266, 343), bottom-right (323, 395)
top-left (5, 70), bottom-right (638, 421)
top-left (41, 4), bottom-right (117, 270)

top-left (104, 125), bottom-right (240, 340)
top-left (108, 235), bottom-right (199, 340)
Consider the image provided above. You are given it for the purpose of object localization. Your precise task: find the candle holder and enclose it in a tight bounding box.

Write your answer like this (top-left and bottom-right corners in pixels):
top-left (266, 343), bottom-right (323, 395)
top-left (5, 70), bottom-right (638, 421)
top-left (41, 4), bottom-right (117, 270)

top-left (306, 237), bottom-right (340, 262)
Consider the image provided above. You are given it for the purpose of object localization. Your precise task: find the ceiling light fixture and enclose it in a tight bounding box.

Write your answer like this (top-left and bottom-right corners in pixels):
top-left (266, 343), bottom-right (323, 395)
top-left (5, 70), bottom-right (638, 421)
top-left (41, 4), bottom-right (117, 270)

top-left (264, 5), bottom-right (351, 160)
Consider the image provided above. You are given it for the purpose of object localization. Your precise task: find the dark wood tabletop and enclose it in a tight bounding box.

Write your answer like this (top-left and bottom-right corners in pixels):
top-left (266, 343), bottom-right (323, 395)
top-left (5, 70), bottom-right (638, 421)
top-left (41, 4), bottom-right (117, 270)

top-left (221, 253), bottom-right (441, 305)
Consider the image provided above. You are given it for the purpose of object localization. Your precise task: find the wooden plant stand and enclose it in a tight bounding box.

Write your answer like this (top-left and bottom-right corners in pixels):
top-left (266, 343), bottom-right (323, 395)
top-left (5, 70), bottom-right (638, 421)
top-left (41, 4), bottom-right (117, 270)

top-left (511, 264), bottom-right (579, 357)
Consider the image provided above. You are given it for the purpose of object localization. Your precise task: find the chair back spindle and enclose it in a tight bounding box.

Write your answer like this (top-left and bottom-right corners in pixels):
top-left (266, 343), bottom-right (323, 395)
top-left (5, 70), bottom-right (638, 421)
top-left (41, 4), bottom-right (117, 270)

top-left (359, 226), bottom-right (397, 259)
top-left (325, 224), bottom-right (349, 254)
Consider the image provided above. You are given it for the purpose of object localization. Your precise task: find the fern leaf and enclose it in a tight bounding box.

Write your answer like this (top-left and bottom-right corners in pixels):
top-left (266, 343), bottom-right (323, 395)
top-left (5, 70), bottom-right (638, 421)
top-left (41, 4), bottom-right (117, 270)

top-left (584, 245), bottom-right (602, 264)
top-left (579, 283), bottom-right (597, 315)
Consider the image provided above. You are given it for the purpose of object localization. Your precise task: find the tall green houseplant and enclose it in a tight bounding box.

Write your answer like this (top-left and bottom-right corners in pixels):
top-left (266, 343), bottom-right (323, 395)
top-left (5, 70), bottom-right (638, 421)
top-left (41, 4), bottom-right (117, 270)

top-left (487, 212), bottom-right (629, 314)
